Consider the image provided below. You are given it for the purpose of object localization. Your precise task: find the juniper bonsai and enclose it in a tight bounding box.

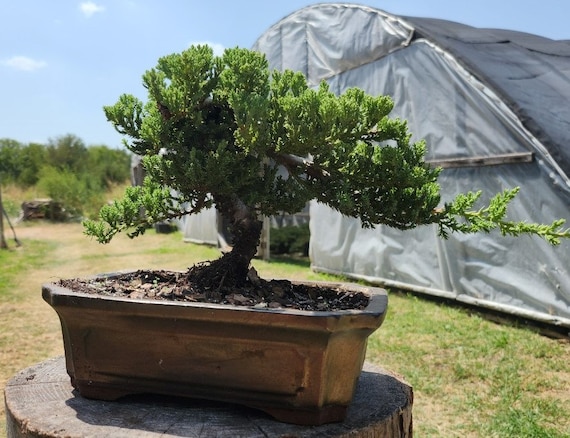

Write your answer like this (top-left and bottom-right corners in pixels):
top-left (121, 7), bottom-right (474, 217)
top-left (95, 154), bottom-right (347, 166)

top-left (85, 45), bottom-right (569, 292)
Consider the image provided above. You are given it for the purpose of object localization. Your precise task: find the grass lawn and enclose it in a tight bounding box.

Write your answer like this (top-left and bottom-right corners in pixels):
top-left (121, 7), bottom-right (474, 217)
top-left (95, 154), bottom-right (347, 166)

top-left (1, 222), bottom-right (569, 437)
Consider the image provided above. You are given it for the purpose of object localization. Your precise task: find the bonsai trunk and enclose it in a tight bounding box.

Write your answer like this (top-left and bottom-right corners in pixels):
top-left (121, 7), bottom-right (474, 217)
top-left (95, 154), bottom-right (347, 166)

top-left (188, 195), bottom-right (262, 293)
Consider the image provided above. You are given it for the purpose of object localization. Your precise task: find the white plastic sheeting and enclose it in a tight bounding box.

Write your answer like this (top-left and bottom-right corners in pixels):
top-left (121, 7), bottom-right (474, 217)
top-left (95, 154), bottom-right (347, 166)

top-left (181, 205), bottom-right (218, 246)
top-left (253, 3), bottom-right (570, 329)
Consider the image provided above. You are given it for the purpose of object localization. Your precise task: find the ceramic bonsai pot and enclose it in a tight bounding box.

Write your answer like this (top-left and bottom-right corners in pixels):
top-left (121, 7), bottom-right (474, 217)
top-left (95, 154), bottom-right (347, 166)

top-left (42, 275), bottom-right (388, 425)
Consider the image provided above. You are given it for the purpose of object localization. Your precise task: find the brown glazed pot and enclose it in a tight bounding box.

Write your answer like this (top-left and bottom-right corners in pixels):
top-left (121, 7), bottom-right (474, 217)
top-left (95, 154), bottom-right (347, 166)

top-left (42, 276), bottom-right (388, 426)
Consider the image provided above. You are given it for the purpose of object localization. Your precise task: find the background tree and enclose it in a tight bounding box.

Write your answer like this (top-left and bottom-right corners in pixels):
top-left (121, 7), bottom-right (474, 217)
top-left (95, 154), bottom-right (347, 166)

top-left (36, 141), bottom-right (131, 219)
top-left (86, 144), bottom-right (131, 188)
top-left (85, 45), bottom-right (569, 292)
top-left (1, 135), bottom-right (131, 220)
top-left (0, 139), bottom-right (24, 184)
top-left (17, 142), bottom-right (47, 187)
top-left (46, 134), bottom-right (89, 174)
top-left (0, 139), bottom-right (47, 186)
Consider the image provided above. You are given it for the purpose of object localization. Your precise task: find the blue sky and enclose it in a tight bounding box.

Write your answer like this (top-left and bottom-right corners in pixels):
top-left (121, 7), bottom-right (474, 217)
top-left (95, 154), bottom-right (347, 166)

top-left (1, 1), bottom-right (567, 148)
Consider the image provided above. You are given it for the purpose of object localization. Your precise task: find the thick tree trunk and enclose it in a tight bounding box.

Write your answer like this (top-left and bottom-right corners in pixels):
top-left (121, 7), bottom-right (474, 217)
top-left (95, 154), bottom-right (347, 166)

top-left (188, 195), bottom-right (262, 292)
top-left (224, 216), bottom-right (263, 282)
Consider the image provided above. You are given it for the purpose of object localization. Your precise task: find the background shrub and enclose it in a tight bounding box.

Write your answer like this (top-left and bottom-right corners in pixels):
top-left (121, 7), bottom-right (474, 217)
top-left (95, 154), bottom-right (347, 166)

top-left (270, 223), bottom-right (310, 256)
top-left (1, 135), bottom-right (131, 219)
top-left (36, 167), bottom-right (103, 218)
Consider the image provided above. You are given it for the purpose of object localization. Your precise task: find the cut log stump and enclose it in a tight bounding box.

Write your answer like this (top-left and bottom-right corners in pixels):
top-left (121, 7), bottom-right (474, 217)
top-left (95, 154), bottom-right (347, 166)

top-left (20, 199), bottom-right (67, 221)
top-left (5, 356), bottom-right (413, 437)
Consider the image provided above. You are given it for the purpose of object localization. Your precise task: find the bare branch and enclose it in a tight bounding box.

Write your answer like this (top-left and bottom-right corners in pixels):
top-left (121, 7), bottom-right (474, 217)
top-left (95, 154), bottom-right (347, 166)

top-left (267, 150), bottom-right (329, 180)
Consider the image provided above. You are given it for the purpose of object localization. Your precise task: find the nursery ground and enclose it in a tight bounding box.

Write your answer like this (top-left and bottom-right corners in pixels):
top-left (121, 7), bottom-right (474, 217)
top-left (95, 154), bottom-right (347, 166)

top-left (1, 222), bottom-right (569, 437)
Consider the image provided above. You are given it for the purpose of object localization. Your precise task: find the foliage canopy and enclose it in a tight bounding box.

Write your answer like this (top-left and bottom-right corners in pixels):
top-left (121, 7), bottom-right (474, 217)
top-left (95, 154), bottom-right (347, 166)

top-left (86, 45), bottom-right (569, 261)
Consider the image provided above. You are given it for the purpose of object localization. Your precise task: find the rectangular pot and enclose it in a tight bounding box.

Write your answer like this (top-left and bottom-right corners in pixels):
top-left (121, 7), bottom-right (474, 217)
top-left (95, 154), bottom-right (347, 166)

top-left (43, 278), bottom-right (387, 425)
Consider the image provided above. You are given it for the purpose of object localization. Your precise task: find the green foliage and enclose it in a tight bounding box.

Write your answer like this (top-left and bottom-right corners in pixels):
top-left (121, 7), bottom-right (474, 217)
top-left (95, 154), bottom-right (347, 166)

top-left (17, 143), bottom-right (48, 186)
top-left (270, 224), bottom-right (310, 256)
top-left (368, 291), bottom-right (570, 436)
top-left (0, 238), bottom-right (55, 300)
top-left (36, 166), bottom-right (102, 218)
top-left (0, 139), bottom-right (25, 184)
top-left (0, 138), bottom-right (46, 187)
top-left (86, 144), bottom-right (131, 188)
top-left (0, 139), bottom-right (49, 187)
top-left (0, 135), bottom-right (131, 218)
top-left (89, 45), bottom-right (569, 247)
top-left (45, 134), bottom-right (89, 173)
top-left (1, 196), bottom-right (19, 218)
top-left (436, 188), bottom-right (570, 245)
top-left (83, 179), bottom-right (174, 242)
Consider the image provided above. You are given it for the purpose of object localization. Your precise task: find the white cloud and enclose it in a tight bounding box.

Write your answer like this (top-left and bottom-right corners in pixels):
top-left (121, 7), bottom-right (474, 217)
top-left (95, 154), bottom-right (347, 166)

top-left (188, 41), bottom-right (225, 57)
top-left (79, 2), bottom-right (105, 17)
top-left (3, 56), bottom-right (47, 72)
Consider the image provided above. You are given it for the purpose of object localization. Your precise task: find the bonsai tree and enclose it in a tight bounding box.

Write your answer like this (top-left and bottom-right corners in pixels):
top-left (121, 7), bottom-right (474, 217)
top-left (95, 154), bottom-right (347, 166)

top-left (85, 45), bottom-right (569, 293)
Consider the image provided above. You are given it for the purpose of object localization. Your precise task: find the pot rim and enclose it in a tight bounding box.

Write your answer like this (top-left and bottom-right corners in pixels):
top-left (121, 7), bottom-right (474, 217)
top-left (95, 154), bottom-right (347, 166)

top-left (42, 271), bottom-right (388, 318)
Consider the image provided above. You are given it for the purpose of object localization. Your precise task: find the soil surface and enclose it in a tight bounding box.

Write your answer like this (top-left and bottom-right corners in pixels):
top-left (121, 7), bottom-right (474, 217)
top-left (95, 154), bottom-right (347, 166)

top-left (58, 268), bottom-right (369, 311)
top-left (59, 267), bottom-right (370, 311)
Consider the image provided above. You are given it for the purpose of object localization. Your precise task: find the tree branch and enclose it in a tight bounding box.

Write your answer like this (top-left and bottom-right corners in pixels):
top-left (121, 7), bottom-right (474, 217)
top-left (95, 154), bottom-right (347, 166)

top-left (267, 150), bottom-right (329, 180)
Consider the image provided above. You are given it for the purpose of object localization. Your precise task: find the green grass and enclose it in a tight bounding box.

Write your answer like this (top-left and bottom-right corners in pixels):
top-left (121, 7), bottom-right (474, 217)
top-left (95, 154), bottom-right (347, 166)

top-left (367, 292), bottom-right (570, 437)
top-left (1, 222), bottom-right (569, 437)
top-left (0, 239), bottom-right (56, 301)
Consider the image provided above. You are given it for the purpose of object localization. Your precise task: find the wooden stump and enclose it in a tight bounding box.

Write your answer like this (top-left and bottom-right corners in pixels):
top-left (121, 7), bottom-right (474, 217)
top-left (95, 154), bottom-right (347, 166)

top-left (5, 357), bottom-right (413, 437)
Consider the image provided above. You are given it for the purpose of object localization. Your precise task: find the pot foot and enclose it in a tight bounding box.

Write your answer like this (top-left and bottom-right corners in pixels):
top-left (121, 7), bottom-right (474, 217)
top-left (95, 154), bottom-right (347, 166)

top-left (73, 381), bottom-right (133, 401)
top-left (258, 404), bottom-right (348, 426)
